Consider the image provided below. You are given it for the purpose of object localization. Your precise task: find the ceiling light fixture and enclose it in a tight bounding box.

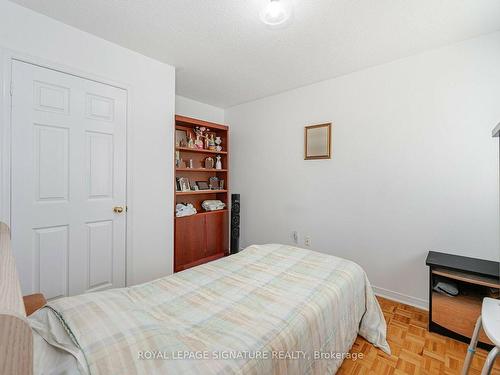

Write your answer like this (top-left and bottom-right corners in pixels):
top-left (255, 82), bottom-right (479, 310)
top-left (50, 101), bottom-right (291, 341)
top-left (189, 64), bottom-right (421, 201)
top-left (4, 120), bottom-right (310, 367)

top-left (260, 0), bottom-right (291, 27)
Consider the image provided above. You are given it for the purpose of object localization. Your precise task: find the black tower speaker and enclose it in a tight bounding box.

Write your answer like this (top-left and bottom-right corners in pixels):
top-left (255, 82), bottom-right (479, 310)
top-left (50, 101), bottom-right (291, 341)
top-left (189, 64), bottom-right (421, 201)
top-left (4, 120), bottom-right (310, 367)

top-left (230, 194), bottom-right (240, 254)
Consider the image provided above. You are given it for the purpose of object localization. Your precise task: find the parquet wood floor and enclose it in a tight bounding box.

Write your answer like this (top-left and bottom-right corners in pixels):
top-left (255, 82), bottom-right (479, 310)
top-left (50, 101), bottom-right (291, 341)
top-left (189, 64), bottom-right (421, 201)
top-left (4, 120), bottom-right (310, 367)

top-left (338, 296), bottom-right (500, 375)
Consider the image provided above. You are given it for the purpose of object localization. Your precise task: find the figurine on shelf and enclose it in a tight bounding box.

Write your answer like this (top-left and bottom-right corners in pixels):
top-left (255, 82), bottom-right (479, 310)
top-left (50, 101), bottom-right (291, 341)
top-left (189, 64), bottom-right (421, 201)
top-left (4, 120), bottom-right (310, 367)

top-left (175, 151), bottom-right (181, 168)
top-left (187, 134), bottom-right (195, 149)
top-left (207, 134), bottom-right (216, 151)
top-left (193, 126), bottom-right (217, 150)
top-left (194, 134), bottom-right (204, 149)
top-left (215, 136), bottom-right (222, 152)
top-left (215, 155), bottom-right (222, 170)
top-left (204, 157), bottom-right (215, 169)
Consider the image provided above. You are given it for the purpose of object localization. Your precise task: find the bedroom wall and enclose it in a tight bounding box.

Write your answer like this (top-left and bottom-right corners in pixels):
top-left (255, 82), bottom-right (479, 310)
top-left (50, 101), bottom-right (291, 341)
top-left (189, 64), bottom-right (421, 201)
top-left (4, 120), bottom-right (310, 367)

top-left (176, 95), bottom-right (225, 124)
top-left (0, 0), bottom-right (175, 285)
top-left (225, 31), bottom-right (500, 308)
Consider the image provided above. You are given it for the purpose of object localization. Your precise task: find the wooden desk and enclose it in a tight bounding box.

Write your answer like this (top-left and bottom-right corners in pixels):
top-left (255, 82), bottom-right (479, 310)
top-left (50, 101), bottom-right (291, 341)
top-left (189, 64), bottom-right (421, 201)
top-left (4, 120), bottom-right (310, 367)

top-left (426, 251), bottom-right (499, 350)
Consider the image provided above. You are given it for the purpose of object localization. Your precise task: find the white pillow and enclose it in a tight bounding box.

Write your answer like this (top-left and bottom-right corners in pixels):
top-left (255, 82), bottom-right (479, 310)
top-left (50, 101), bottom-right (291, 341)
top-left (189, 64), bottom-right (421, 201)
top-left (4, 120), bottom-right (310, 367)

top-left (29, 307), bottom-right (88, 375)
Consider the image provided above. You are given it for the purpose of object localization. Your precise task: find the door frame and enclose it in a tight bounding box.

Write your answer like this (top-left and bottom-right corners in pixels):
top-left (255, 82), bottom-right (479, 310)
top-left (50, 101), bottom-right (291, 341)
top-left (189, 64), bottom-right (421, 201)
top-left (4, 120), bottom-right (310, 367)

top-left (0, 49), bottom-right (135, 286)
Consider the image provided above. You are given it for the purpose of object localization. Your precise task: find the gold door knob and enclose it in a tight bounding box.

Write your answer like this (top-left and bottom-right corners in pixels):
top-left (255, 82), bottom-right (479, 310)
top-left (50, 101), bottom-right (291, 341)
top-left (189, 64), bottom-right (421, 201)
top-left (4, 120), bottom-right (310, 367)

top-left (113, 206), bottom-right (124, 213)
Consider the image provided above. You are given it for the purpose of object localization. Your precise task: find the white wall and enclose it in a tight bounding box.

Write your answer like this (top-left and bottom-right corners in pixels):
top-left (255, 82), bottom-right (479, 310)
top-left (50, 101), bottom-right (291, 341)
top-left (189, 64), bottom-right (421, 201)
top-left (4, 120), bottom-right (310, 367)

top-left (226, 32), bottom-right (500, 308)
top-left (0, 0), bottom-right (175, 285)
top-left (176, 95), bottom-right (225, 124)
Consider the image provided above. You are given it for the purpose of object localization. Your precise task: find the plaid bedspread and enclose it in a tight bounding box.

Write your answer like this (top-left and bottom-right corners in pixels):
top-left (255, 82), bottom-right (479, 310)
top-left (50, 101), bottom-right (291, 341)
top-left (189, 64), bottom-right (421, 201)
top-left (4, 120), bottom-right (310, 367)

top-left (45, 244), bottom-right (389, 375)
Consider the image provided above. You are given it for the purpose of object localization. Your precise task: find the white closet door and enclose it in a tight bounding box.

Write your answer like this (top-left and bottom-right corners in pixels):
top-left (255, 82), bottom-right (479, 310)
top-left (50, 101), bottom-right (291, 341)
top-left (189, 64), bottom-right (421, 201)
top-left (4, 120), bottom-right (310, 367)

top-left (11, 60), bottom-right (127, 299)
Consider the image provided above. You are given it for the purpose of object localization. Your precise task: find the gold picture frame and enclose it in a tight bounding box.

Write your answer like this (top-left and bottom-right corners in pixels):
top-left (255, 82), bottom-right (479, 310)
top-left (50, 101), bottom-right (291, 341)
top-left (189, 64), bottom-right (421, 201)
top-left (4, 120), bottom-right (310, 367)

top-left (304, 123), bottom-right (331, 160)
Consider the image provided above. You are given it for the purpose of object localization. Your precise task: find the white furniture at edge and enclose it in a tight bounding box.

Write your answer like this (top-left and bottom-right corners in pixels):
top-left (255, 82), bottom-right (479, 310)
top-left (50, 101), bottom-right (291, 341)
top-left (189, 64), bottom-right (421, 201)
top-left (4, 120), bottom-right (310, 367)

top-left (461, 298), bottom-right (500, 375)
top-left (462, 123), bottom-right (500, 375)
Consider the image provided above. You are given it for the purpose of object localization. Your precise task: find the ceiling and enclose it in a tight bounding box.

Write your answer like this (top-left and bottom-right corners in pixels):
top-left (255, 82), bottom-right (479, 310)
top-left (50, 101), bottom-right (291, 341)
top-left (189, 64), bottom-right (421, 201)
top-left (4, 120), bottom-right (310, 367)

top-left (10, 0), bottom-right (500, 108)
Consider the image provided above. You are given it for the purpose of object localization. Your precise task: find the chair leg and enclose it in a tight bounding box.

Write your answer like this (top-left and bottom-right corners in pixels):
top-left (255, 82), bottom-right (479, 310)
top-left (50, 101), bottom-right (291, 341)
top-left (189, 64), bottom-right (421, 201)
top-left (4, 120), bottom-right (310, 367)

top-left (480, 347), bottom-right (499, 375)
top-left (462, 316), bottom-right (482, 375)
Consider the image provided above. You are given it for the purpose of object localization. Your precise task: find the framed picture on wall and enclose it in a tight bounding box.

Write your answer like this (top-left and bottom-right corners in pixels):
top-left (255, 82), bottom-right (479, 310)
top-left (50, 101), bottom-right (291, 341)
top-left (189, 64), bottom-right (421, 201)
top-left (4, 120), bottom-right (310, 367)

top-left (304, 123), bottom-right (332, 160)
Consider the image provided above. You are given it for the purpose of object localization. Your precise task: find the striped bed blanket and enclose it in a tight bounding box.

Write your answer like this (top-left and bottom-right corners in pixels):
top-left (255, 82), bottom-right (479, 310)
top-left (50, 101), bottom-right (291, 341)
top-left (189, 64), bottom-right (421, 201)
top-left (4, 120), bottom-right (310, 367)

top-left (38, 244), bottom-right (389, 374)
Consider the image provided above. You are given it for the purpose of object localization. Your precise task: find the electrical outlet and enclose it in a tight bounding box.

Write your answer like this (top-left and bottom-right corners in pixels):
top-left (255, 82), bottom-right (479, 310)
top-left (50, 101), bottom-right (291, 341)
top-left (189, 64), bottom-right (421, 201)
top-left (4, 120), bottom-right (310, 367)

top-left (304, 236), bottom-right (311, 247)
top-left (291, 231), bottom-right (298, 244)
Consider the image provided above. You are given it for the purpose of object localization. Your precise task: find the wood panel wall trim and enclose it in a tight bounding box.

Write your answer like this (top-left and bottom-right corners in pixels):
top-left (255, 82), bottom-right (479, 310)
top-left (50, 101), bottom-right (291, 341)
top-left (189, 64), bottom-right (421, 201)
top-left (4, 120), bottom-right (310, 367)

top-left (0, 222), bottom-right (33, 375)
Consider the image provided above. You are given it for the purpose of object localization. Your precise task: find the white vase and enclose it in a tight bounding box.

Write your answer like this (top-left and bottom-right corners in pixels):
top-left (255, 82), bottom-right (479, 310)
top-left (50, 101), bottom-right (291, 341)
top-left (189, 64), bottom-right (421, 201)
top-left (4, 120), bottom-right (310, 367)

top-left (215, 155), bottom-right (222, 170)
top-left (215, 137), bottom-right (222, 152)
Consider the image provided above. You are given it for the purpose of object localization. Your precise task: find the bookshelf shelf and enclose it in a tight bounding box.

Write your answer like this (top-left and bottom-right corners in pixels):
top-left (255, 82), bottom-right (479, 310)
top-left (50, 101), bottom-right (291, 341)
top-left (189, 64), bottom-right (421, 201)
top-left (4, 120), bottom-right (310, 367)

top-left (176, 190), bottom-right (228, 196)
top-left (176, 147), bottom-right (227, 155)
top-left (176, 168), bottom-right (227, 172)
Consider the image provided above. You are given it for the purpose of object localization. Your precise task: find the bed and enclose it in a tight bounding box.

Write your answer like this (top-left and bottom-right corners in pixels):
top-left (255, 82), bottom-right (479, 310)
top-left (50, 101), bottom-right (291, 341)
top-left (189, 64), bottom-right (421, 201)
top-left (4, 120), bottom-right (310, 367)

top-left (0, 222), bottom-right (389, 375)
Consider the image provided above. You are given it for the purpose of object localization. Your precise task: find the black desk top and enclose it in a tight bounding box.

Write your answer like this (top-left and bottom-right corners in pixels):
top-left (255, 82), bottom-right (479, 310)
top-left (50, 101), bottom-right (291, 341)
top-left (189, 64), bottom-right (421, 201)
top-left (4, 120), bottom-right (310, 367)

top-left (426, 251), bottom-right (499, 279)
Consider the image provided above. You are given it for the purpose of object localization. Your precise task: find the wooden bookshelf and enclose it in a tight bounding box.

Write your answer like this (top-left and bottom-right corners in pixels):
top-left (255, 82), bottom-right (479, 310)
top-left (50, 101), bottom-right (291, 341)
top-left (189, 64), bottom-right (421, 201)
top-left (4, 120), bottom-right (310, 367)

top-left (174, 115), bottom-right (229, 272)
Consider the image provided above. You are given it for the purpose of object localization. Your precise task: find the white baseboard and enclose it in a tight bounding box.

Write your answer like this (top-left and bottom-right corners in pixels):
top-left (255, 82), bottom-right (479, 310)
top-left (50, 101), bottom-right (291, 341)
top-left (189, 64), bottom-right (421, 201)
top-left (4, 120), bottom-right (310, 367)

top-left (372, 285), bottom-right (428, 311)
